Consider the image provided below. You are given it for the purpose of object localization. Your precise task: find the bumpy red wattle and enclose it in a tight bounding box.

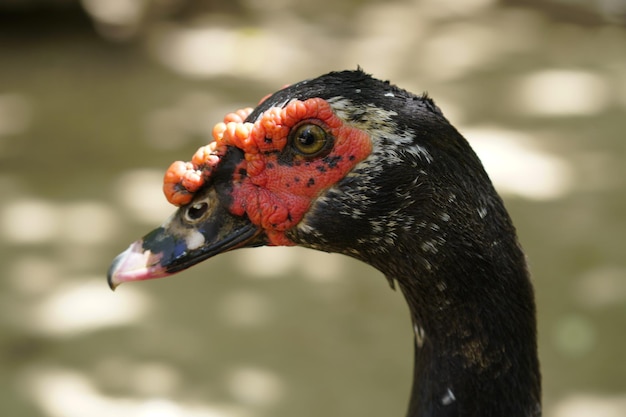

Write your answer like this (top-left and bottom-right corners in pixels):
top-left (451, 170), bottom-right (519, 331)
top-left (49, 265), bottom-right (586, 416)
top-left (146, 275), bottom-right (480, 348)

top-left (163, 98), bottom-right (372, 246)
top-left (162, 109), bottom-right (253, 206)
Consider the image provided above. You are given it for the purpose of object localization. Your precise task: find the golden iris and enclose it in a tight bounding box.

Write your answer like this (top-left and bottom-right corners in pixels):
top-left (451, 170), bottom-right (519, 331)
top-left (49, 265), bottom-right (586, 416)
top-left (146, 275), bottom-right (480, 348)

top-left (290, 123), bottom-right (329, 156)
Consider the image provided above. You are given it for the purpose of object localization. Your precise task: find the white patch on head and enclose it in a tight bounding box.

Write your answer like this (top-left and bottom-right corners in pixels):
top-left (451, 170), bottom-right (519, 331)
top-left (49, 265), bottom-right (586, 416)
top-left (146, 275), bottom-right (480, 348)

top-left (441, 388), bottom-right (456, 406)
top-left (297, 222), bottom-right (314, 234)
top-left (421, 240), bottom-right (439, 254)
top-left (344, 207), bottom-right (364, 218)
top-left (478, 207), bottom-right (488, 219)
top-left (327, 97), bottom-right (418, 152)
top-left (422, 259), bottom-right (432, 271)
top-left (414, 323), bottom-right (426, 348)
top-left (296, 221), bottom-right (324, 239)
top-left (370, 220), bottom-right (384, 234)
top-left (405, 144), bottom-right (433, 163)
top-left (185, 229), bottom-right (206, 250)
top-left (384, 92), bottom-right (395, 97)
top-left (355, 89), bottom-right (361, 93)
top-left (328, 97), bottom-right (399, 129)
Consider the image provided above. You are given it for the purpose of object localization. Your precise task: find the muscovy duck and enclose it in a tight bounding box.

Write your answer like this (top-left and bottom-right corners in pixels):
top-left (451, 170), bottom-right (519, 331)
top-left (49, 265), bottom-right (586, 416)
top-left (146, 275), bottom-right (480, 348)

top-left (108, 70), bottom-right (541, 417)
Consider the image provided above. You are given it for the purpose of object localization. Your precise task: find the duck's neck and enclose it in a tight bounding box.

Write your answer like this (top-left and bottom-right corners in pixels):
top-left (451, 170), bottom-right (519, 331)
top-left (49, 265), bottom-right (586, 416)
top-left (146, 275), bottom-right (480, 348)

top-left (389, 234), bottom-right (542, 417)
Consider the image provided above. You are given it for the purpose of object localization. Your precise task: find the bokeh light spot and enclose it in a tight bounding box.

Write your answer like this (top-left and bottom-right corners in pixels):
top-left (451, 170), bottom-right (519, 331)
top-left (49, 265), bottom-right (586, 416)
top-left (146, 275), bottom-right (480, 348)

top-left (516, 70), bottom-right (610, 116)
top-left (1, 198), bottom-right (60, 244)
top-left (117, 170), bottom-right (174, 224)
top-left (217, 290), bottom-right (272, 327)
top-left (553, 314), bottom-right (596, 357)
top-left (30, 278), bottom-right (151, 336)
top-left (464, 126), bottom-right (573, 200)
top-left (227, 366), bottom-right (284, 407)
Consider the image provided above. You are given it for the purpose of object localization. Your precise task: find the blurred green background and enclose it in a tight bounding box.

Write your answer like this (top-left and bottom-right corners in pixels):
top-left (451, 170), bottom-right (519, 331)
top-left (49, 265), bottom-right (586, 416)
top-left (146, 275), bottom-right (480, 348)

top-left (1, 1), bottom-right (625, 416)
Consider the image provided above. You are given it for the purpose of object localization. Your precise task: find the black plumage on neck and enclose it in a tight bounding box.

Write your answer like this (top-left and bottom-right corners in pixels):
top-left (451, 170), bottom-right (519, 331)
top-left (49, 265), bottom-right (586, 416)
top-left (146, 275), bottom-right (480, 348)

top-left (286, 70), bottom-right (541, 417)
top-left (393, 210), bottom-right (541, 417)
top-left (294, 179), bottom-right (541, 416)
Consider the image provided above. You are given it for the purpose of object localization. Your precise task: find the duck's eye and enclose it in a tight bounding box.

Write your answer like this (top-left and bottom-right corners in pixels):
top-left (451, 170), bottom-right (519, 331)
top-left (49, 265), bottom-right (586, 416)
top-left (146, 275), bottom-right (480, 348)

top-left (185, 201), bottom-right (208, 222)
top-left (290, 123), bottom-right (330, 156)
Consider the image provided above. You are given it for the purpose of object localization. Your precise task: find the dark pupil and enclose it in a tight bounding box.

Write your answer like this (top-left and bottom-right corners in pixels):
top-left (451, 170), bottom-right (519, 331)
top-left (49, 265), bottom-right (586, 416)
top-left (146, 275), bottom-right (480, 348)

top-left (298, 127), bottom-right (318, 147)
top-left (188, 202), bottom-right (208, 220)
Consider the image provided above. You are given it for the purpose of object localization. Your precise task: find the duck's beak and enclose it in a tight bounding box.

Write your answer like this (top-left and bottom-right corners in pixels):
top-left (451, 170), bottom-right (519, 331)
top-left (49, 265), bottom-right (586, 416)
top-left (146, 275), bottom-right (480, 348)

top-left (107, 188), bottom-right (264, 290)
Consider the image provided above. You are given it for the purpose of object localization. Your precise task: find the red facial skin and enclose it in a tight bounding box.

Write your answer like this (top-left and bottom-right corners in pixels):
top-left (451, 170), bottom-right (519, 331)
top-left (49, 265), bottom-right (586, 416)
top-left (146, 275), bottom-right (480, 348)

top-left (163, 98), bottom-right (373, 246)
